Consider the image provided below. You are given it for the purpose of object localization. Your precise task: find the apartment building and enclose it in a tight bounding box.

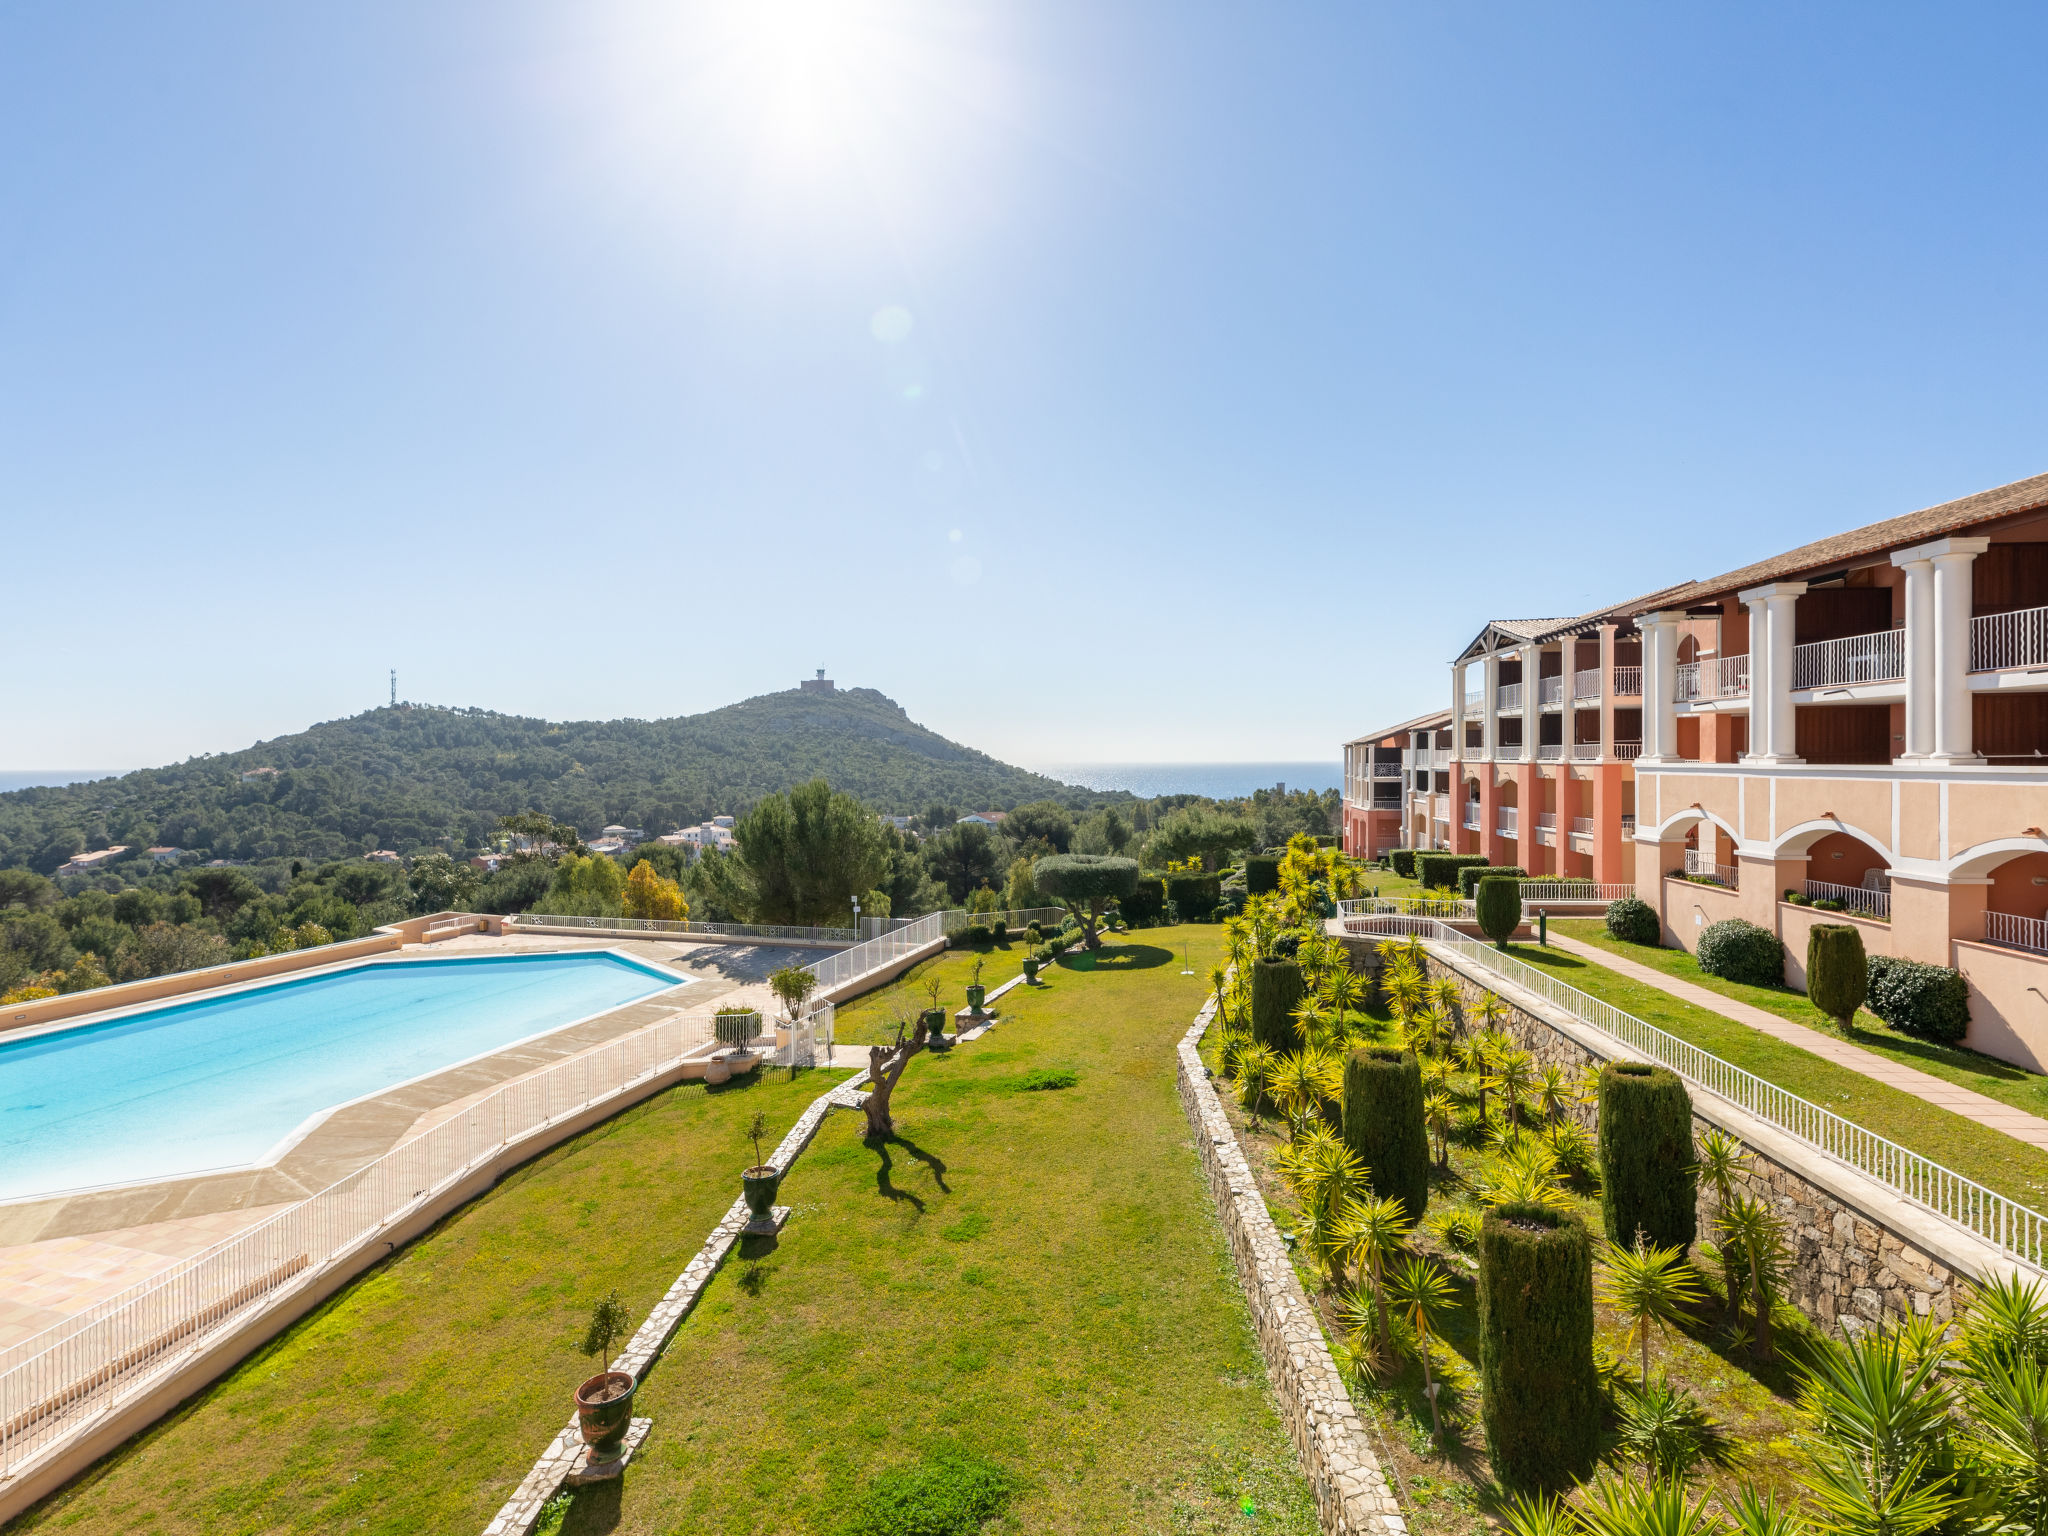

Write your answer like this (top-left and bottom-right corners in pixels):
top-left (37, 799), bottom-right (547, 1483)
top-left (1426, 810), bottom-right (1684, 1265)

top-left (1341, 710), bottom-right (1452, 858)
top-left (1342, 469), bottom-right (2048, 1071)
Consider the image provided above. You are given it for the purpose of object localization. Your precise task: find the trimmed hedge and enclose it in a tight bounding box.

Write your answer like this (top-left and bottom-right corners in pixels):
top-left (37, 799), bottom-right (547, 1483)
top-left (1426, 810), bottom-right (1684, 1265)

top-left (1122, 878), bottom-right (1165, 926)
top-left (1807, 923), bottom-right (1867, 1028)
top-left (1478, 1205), bottom-right (1600, 1489)
top-left (1244, 854), bottom-right (1282, 894)
top-left (1606, 894), bottom-right (1659, 945)
top-left (1416, 852), bottom-right (1490, 892)
top-left (1459, 864), bottom-right (1528, 899)
top-left (1341, 1047), bottom-right (1430, 1222)
top-left (1597, 1062), bottom-right (1697, 1251)
top-left (1867, 956), bottom-right (1971, 1042)
top-left (1165, 873), bottom-right (1222, 921)
top-left (1696, 918), bottom-right (1785, 987)
top-left (1250, 957), bottom-right (1304, 1053)
top-left (1475, 877), bottom-right (1522, 948)
top-left (1388, 849), bottom-right (1419, 880)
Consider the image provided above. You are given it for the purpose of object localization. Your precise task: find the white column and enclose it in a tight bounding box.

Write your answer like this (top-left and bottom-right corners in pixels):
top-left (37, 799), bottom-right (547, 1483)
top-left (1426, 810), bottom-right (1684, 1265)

top-left (1929, 538), bottom-right (1990, 763)
top-left (1518, 641), bottom-right (1541, 758)
top-left (1736, 582), bottom-right (1806, 765)
top-left (1890, 550), bottom-right (1935, 762)
top-left (1451, 662), bottom-right (1468, 759)
top-left (1639, 612), bottom-right (1683, 763)
top-left (1481, 649), bottom-right (1499, 762)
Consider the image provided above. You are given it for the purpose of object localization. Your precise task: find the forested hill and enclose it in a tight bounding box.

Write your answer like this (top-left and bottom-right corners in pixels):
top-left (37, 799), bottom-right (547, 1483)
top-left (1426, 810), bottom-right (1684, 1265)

top-left (0, 688), bottom-right (1106, 873)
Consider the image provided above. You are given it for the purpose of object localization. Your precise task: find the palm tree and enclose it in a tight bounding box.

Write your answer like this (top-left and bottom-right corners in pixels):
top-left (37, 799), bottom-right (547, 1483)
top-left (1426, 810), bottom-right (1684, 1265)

top-left (1386, 1255), bottom-right (1459, 1441)
top-left (1233, 1043), bottom-right (1278, 1126)
top-left (1326, 969), bottom-right (1365, 1036)
top-left (1493, 1047), bottom-right (1538, 1128)
top-left (1430, 975), bottom-right (1463, 1027)
top-left (1715, 1195), bottom-right (1784, 1359)
top-left (1333, 1195), bottom-right (1413, 1354)
top-left (1598, 1236), bottom-right (1704, 1385)
top-left (1423, 1089), bottom-right (1456, 1169)
top-left (1533, 1065), bottom-right (1575, 1124)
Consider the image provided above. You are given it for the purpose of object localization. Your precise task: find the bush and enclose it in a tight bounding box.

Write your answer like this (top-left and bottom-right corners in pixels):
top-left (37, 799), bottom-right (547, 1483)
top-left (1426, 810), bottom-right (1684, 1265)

top-left (1806, 922), bottom-right (1867, 1028)
top-left (1783, 888), bottom-right (1811, 907)
top-left (1388, 849), bottom-right (1419, 880)
top-left (1459, 864), bottom-right (1527, 899)
top-left (1031, 854), bottom-right (1139, 948)
top-left (842, 1447), bottom-right (1016, 1536)
top-left (1696, 919), bottom-right (1784, 986)
top-left (955, 923), bottom-right (992, 948)
top-left (1478, 1205), bottom-right (1600, 1489)
top-left (1597, 1062), bottom-right (1697, 1251)
top-left (1164, 873), bottom-right (1222, 921)
top-left (1342, 1047), bottom-right (1429, 1222)
top-left (1606, 894), bottom-right (1660, 945)
top-left (1475, 877), bottom-right (1521, 948)
top-left (1416, 852), bottom-right (1489, 892)
top-left (992, 920), bottom-right (1007, 943)
top-left (1244, 854), bottom-right (1281, 894)
top-left (1018, 1068), bottom-right (1078, 1091)
top-left (1121, 878), bottom-right (1165, 926)
top-left (1025, 923), bottom-right (1043, 946)
top-left (1867, 956), bottom-right (1971, 1042)
top-left (1249, 956), bottom-right (1304, 1053)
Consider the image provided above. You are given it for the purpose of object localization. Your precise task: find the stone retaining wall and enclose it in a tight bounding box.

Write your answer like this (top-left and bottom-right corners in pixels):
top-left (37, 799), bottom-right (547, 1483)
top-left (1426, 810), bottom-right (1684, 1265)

top-left (1403, 948), bottom-right (2014, 1334)
top-left (1176, 1002), bottom-right (1407, 1536)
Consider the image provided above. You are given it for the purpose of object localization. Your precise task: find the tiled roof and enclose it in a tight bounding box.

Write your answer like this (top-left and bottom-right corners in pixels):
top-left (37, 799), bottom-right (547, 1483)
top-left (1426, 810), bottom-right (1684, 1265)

top-left (1345, 706), bottom-right (1453, 747)
top-left (1633, 470), bottom-right (2048, 613)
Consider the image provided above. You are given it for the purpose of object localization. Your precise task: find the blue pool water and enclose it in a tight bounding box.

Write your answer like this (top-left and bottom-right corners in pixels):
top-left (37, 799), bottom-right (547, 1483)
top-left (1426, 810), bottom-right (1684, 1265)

top-left (0, 953), bottom-right (680, 1201)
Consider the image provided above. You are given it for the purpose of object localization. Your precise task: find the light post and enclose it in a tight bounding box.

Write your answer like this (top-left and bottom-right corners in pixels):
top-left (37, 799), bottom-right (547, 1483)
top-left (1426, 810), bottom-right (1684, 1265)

top-left (851, 893), bottom-right (861, 940)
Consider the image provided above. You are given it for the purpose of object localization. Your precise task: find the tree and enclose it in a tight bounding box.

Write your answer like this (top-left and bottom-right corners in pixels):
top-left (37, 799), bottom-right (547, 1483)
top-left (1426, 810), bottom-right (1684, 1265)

top-left (180, 867), bottom-right (263, 922)
top-left (1005, 800), bottom-right (1074, 854)
top-left (1475, 876), bottom-right (1521, 949)
top-left (1143, 806), bottom-right (1258, 871)
top-left (1029, 854), bottom-right (1139, 948)
top-left (1808, 923), bottom-right (1869, 1031)
top-left (533, 852), bottom-right (629, 916)
top-left (768, 964), bottom-right (819, 1026)
top-left (1598, 1236), bottom-right (1704, 1384)
top-left (862, 1014), bottom-right (937, 1140)
top-left (497, 811), bottom-right (582, 859)
top-left (724, 779), bottom-right (887, 926)
top-left (406, 850), bottom-right (479, 914)
top-left (1387, 1256), bottom-right (1459, 1441)
top-left (581, 1290), bottom-right (632, 1367)
top-left (0, 870), bottom-right (55, 911)
top-left (623, 860), bottom-right (689, 921)
top-left (924, 822), bottom-right (1007, 905)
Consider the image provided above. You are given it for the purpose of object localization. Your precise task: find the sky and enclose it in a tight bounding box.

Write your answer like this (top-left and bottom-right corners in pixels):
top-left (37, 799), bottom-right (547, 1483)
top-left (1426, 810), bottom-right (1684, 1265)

top-left (4, 2), bottom-right (2047, 772)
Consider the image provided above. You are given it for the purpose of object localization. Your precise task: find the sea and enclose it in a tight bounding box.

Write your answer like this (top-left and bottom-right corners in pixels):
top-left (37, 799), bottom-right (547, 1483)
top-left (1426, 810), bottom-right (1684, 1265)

top-left (0, 770), bottom-right (130, 793)
top-left (1033, 762), bottom-right (1341, 800)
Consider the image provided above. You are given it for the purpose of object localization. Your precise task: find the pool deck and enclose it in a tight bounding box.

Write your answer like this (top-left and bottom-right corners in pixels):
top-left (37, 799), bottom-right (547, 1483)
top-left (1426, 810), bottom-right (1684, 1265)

top-left (0, 933), bottom-right (824, 1352)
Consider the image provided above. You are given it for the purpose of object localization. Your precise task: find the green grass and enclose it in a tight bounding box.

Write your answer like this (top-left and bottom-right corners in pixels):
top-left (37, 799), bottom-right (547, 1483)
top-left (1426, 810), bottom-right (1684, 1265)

top-left (1554, 919), bottom-right (2048, 1119)
top-left (18, 926), bottom-right (1320, 1536)
top-left (1501, 937), bottom-right (2048, 1211)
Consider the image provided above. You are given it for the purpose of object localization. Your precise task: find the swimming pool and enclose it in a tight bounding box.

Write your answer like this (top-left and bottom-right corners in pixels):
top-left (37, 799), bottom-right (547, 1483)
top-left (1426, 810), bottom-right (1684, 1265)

top-left (0, 952), bottom-right (682, 1201)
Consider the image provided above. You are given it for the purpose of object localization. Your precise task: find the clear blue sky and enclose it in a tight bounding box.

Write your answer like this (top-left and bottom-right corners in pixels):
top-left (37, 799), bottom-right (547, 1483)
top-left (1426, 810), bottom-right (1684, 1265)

top-left (5, 2), bottom-right (2045, 771)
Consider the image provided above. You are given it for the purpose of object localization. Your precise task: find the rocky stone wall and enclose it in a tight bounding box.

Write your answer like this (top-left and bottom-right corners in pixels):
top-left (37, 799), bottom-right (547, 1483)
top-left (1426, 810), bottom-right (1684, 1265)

top-left (1177, 1001), bottom-right (1408, 1536)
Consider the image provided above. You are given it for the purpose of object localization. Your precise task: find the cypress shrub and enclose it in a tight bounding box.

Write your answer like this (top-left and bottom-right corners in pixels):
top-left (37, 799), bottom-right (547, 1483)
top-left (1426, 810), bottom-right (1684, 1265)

top-left (1475, 877), bottom-right (1522, 949)
top-left (1416, 852), bottom-right (1490, 892)
top-left (1245, 854), bottom-right (1282, 894)
top-left (1867, 956), bottom-right (1971, 1042)
top-left (1696, 918), bottom-right (1784, 986)
top-left (1164, 873), bottom-right (1222, 920)
top-left (1121, 878), bottom-right (1165, 926)
top-left (1459, 864), bottom-right (1528, 899)
top-left (1605, 894), bottom-right (1660, 945)
top-left (1597, 1062), bottom-right (1697, 1250)
top-left (1250, 957), bottom-right (1304, 1052)
top-left (1478, 1204), bottom-right (1600, 1490)
top-left (1388, 848), bottom-right (1419, 880)
top-left (1341, 1046), bottom-right (1430, 1222)
top-left (1806, 922), bottom-right (1868, 1028)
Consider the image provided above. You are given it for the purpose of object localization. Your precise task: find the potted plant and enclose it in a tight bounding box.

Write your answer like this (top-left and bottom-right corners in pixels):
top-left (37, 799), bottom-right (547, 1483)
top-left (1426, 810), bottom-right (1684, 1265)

top-left (714, 1006), bottom-right (760, 1063)
top-left (574, 1291), bottom-right (636, 1459)
top-left (965, 957), bottom-right (987, 1013)
top-left (1022, 955), bottom-right (1041, 984)
top-left (921, 977), bottom-right (948, 1048)
top-left (741, 1110), bottom-right (779, 1220)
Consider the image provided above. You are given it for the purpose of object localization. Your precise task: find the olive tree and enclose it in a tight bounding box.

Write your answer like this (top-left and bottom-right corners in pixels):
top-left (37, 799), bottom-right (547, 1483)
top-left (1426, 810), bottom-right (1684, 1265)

top-left (1030, 854), bottom-right (1139, 949)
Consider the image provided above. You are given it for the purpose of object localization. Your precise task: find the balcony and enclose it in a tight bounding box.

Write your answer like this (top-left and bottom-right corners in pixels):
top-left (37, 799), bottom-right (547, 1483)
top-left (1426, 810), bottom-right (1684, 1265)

top-left (1612, 665), bottom-right (1642, 697)
top-left (1570, 816), bottom-right (1593, 838)
top-left (1674, 662), bottom-right (1700, 702)
top-left (1463, 690), bottom-right (1483, 717)
top-left (1433, 803), bottom-right (1450, 824)
top-left (1718, 654), bottom-right (1751, 698)
top-left (1572, 667), bottom-right (1601, 701)
top-left (1534, 811), bottom-right (1557, 845)
top-left (1972, 604), bottom-right (2048, 673)
top-left (1497, 806), bottom-right (1519, 837)
top-left (1682, 849), bottom-right (1739, 889)
top-left (1793, 627), bottom-right (1903, 690)
top-left (1802, 879), bottom-right (1890, 921)
top-left (1675, 654), bottom-right (1751, 703)
top-left (1613, 741), bottom-right (1642, 760)
top-left (1620, 814), bottom-right (1637, 836)
top-left (1371, 761), bottom-right (1403, 778)
top-left (1495, 742), bottom-right (1524, 761)
top-left (1538, 676), bottom-right (1565, 709)
top-left (1535, 744), bottom-right (1564, 761)
top-left (1570, 742), bottom-right (1601, 760)
top-left (1986, 911), bottom-right (2048, 955)
top-left (1462, 806), bottom-right (1481, 831)
top-left (1496, 682), bottom-right (1524, 713)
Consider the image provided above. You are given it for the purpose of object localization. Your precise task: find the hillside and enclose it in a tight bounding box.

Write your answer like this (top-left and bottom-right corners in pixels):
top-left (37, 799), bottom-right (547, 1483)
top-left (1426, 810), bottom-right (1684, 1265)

top-left (0, 688), bottom-right (1110, 873)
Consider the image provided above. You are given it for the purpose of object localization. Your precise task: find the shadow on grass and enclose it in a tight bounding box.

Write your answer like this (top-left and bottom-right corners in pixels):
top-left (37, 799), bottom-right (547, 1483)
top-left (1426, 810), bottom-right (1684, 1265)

top-left (561, 1475), bottom-right (624, 1534)
top-left (1059, 943), bottom-right (1174, 973)
top-left (868, 1134), bottom-right (949, 1210)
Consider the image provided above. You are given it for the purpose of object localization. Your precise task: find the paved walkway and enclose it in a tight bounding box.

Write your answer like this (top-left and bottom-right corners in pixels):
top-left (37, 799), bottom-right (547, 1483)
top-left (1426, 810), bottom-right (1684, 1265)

top-left (1546, 933), bottom-right (2048, 1152)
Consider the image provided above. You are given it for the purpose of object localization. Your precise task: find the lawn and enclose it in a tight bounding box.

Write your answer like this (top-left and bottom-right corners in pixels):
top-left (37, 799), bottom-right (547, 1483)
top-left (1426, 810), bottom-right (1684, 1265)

top-left (1503, 937), bottom-right (2048, 1211)
top-left (1554, 918), bottom-right (2048, 1121)
top-left (15, 924), bottom-right (1322, 1536)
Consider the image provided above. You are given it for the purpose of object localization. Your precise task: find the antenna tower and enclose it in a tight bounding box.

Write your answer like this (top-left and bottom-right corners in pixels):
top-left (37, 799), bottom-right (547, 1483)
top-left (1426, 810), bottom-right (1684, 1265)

top-left (390, 669), bottom-right (397, 708)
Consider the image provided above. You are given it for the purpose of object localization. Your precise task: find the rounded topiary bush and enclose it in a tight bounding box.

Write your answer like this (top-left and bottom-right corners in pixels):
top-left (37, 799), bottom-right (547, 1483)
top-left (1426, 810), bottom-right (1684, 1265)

top-left (1597, 1062), bottom-right (1697, 1251)
top-left (1806, 922), bottom-right (1867, 1028)
top-left (1388, 848), bottom-right (1419, 880)
top-left (1475, 876), bottom-right (1521, 949)
top-left (1867, 956), bottom-right (1971, 1042)
top-left (1696, 918), bottom-right (1785, 986)
top-left (1342, 1046), bottom-right (1429, 1222)
top-left (1478, 1203), bottom-right (1600, 1490)
top-left (1244, 853), bottom-right (1282, 894)
top-left (1250, 956), bottom-right (1304, 1053)
top-left (1605, 894), bottom-right (1660, 945)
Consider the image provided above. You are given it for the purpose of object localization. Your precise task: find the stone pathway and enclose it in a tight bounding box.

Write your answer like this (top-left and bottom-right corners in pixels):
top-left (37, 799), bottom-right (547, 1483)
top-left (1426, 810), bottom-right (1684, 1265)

top-left (1546, 933), bottom-right (2048, 1152)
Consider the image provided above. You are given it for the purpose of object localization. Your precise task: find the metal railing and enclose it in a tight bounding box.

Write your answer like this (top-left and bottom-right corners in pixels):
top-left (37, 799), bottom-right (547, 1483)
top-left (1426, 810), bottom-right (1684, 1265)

top-left (1394, 919), bottom-right (2047, 1273)
top-left (1573, 668), bottom-right (1601, 701)
top-left (1793, 627), bottom-right (1904, 690)
top-left (940, 906), bottom-right (1065, 936)
top-left (1985, 911), bottom-right (2048, 955)
top-left (1497, 682), bottom-right (1524, 712)
top-left (1537, 744), bottom-right (1564, 760)
top-left (1496, 742), bottom-right (1525, 761)
top-left (1570, 742), bottom-right (1601, 760)
top-left (1339, 896), bottom-right (1474, 923)
top-left (1497, 806), bottom-right (1520, 836)
top-left (1718, 654), bottom-right (1751, 698)
top-left (1538, 676), bottom-right (1565, 708)
top-left (1973, 605), bottom-right (2048, 674)
top-left (1520, 881), bottom-right (1636, 902)
top-left (1681, 850), bottom-right (1740, 888)
top-left (1621, 815), bottom-right (1637, 835)
top-left (1463, 691), bottom-right (1483, 717)
top-left (1463, 807), bottom-right (1481, 830)
top-left (1801, 880), bottom-right (1891, 920)
top-left (1675, 662), bottom-right (1701, 703)
top-left (510, 914), bottom-right (858, 944)
top-left (1612, 665), bottom-right (1642, 697)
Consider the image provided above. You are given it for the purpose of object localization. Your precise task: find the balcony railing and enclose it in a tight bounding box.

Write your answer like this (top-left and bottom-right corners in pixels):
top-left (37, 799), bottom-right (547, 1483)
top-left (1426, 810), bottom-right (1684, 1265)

top-left (1802, 879), bottom-right (1890, 921)
top-left (1570, 816), bottom-right (1593, 837)
top-left (1613, 741), bottom-right (1642, 760)
top-left (1497, 682), bottom-right (1524, 712)
top-left (1571, 742), bottom-right (1601, 760)
top-left (1573, 668), bottom-right (1601, 701)
top-left (1674, 661), bottom-right (1701, 702)
top-left (1621, 814), bottom-right (1637, 836)
top-left (1612, 665), bottom-right (1642, 697)
top-left (1433, 803), bottom-right (1450, 823)
top-left (1718, 654), bottom-right (1751, 698)
top-left (1793, 627), bottom-right (1904, 690)
top-left (1462, 807), bottom-right (1481, 830)
top-left (1534, 812), bottom-right (1557, 844)
top-left (1675, 654), bottom-right (1752, 703)
top-left (1681, 849), bottom-right (1739, 888)
top-left (1372, 761), bottom-right (1403, 778)
top-left (1497, 806), bottom-right (1519, 837)
top-left (1986, 911), bottom-right (2048, 955)
top-left (1536, 744), bottom-right (1564, 760)
top-left (1972, 604), bottom-right (2048, 673)
top-left (1496, 742), bottom-right (1524, 761)
top-left (1463, 690), bottom-right (1483, 717)
top-left (1538, 676), bottom-right (1565, 708)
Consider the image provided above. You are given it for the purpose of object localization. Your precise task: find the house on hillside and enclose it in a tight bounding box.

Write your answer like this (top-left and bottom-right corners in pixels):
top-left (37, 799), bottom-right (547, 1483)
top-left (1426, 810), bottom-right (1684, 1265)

top-left (655, 820), bottom-right (736, 859)
top-left (54, 847), bottom-right (129, 877)
top-left (956, 812), bottom-right (1007, 828)
top-left (363, 850), bottom-right (401, 864)
top-left (239, 767), bottom-right (278, 783)
top-left (599, 825), bottom-right (646, 847)
top-left (148, 846), bottom-right (183, 864)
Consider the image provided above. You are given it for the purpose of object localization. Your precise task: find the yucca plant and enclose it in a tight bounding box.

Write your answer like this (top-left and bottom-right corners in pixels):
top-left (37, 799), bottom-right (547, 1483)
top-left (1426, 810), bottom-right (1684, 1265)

top-left (1546, 1119), bottom-right (1600, 1183)
top-left (1480, 1141), bottom-right (1573, 1213)
top-left (1425, 1203), bottom-right (1484, 1253)
top-left (1533, 1064), bottom-right (1575, 1124)
top-left (1270, 1047), bottom-right (1342, 1130)
top-left (1960, 1272), bottom-right (2048, 1376)
top-left (1958, 1350), bottom-right (2048, 1536)
top-left (1332, 1193), bottom-right (1411, 1348)
top-left (1715, 1194), bottom-right (1785, 1359)
top-left (1232, 1042), bottom-right (1278, 1124)
top-left (1494, 1048), bottom-right (1538, 1128)
top-left (1608, 1376), bottom-right (1738, 1481)
top-left (1387, 1254), bottom-right (1459, 1440)
top-left (1572, 1472), bottom-right (1724, 1536)
top-left (1795, 1330), bottom-right (1959, 1536)
top-left (1598, 1236), bottom-right (1704, 1385)
top-left (1423, 1089), bottom-right (1457, 1169)
top-left (1430, 975), bottom-right (1463, 1024)
top-left (1724, 1486), bottom-right (1809, 1536)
